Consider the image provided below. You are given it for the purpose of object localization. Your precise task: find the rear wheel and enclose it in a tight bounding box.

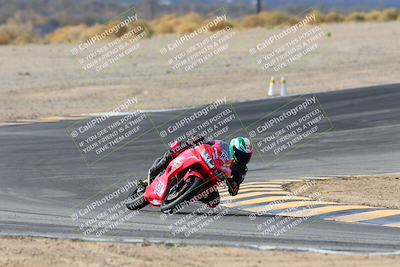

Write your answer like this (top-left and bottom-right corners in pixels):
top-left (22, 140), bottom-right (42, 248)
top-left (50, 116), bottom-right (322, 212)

top-left (126, 181), bottom-right (148, 211)
top-left (160, 176), bottom-right (202, 213)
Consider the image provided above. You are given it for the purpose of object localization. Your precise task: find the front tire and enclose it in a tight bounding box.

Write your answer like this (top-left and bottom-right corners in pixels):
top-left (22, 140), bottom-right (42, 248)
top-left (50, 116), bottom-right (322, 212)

top-left (126, 182), bottom-right (148, 210)
top-left (160, 176), bottom-right (202, 213)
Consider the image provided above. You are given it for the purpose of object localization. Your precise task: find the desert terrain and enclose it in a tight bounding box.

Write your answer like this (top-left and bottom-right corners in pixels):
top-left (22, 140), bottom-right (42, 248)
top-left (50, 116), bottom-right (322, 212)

top-left (1, 22), bottom-right (399, 122)
top-left (287, 174), bottom-right (400, 209)
top-left (1, 236), bottom-right (399, 267)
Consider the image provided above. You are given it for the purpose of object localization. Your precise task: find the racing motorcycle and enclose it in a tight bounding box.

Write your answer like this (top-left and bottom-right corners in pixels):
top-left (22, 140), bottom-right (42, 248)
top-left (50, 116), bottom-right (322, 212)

top-left (125, 141), bottom-right (233, 213)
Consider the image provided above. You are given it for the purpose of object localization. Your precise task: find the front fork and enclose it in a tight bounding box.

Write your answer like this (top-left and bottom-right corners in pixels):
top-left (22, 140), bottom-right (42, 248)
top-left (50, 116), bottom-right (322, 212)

top-left (146, 169), bottom-right (151, 186)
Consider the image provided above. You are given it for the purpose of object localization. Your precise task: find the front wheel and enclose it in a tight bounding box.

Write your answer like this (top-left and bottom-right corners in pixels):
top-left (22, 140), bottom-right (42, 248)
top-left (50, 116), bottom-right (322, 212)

top-left (160, 176), bottom-right (202, 213)
top-left (126, 181), bottom-right (148, 211)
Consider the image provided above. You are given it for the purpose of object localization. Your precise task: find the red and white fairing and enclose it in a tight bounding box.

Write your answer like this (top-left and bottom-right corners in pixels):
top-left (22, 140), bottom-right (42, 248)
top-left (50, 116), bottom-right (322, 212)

top-left (144, 141), bottom-right (233, 207)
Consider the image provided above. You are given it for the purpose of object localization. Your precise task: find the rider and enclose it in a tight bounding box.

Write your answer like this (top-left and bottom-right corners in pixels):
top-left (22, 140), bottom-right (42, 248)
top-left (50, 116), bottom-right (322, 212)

top-left (145, 135), bottom-right (253, 207)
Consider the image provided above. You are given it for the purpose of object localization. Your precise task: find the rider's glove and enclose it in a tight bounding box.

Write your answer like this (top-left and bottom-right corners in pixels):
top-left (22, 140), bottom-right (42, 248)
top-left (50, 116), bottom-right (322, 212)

top-left (213, 169), bottom-right (227, 182)
top-left (189, 135), bottom-right (205, 146)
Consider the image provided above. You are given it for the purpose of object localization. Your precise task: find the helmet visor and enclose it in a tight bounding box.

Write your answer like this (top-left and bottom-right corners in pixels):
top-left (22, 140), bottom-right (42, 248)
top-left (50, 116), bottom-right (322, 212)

top-left (233, 147), bottom-right (252, 164)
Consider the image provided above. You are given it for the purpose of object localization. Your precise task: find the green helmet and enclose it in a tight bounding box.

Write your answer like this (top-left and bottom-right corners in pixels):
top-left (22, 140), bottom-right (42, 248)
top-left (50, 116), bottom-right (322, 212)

top-left (229, 137), bottom-right (253, 164)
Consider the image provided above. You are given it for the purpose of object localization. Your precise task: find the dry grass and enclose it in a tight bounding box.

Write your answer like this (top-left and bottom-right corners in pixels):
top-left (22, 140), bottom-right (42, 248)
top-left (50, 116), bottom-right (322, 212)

top-left (130, 19), bottom-right (154, 37)
top-left (0, 9), bottom-right (399, 45)
top-left (151, 14), bottom-right (179, 34)
top-left (151, 13), bottom-right (203, 34)
top-left (323, 12), bottom-right (344, 23)
top-left (378, 9), bottom-right (399, 21)
top-left (346, 9), bottom-right (399, 23)
top-left (240, 11), bottom-right (298, 28)
top-left (206, 19), bottom-right (234, 32)
top-left (345, 12), bottom-right (367, 22)
top-left (47, 24), bottom-right (91, 43)
top-left (0, 23), bottom-right (39, 45)
top-left (365, 10), bottom-right (383, 21)
top-left (151, 12), bottom-right (233, 34)
top-left (47, 19), bottom-right (153, 43)
top-left (240, 15), bottom-right (266, 28)
top-left (259, 11), bottom-right (299, 26)
top-left (175, 21), bottom-right (200, 34)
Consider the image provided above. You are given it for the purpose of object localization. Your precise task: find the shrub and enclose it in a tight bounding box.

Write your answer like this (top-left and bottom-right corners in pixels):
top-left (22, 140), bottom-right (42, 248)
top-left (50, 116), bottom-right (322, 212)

top-left (0, 23), bottom-right (38, 45)
top-left (129, 19), bottom-right (154, 38)
top-left (0, 29), bottom-right (11, 45)
top-left (259, 11), bottom-right (298, 26)
top-left (323, 12), bottom-right (344, 23)
top-left (47, 24), bottom-right (90, 43)
top-left (378, 9), bottom-right (398, 21)
top-left (2, 9), bottom-right (400, 45)
top-left (153, 21), bottom-right (175, 34)
top-left (84, 24), bottom-right (107, 39)
top-left (180, 12), bottom-right (203, 24)
top-left (174, 12), bottom-right (203, 33)
top-left (105, 20), bottom-right (128, 38)
top-left (207, 19), bottom-right (234, 32)
top-left (365, 10), bottom-right (382, 21)
top-left (345, 12), bottom-right (366, 22)
top-left (47, 19), bottom-right (153, 43)
top-left (176, 21), bottom-right (200, 33)
top-left (151, 14), bottom-right (178, 34)
top-left (14, 32), bottom-right (37, 44)
top-left (240, 15), bottom-right (266, 28)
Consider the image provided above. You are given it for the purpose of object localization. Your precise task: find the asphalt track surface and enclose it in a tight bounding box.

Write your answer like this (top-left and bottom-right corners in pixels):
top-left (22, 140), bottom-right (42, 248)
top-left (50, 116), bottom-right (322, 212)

top-left (0, 84), bottom-right (400, 253)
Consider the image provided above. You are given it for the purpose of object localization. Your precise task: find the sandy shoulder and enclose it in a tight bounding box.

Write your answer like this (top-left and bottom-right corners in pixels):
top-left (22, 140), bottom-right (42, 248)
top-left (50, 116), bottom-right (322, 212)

top-left (0, 236), bottom-right (399, 267)
top-left (286, 174), bottom-right (400, 209)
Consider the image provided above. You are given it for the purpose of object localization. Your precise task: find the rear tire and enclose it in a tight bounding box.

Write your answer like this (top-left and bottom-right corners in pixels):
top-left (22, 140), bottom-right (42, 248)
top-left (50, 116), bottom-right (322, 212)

top-left (126, 182), bottom-right (148, 211)
top-left (160, 176), bottom-right (202, 213)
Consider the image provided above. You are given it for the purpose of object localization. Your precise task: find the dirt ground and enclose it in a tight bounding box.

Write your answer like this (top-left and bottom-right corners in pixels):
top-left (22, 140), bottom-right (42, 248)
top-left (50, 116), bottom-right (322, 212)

top-left (286, 174), bottom-right (400, 209)
top-left (1, 236), bottom-right (399, 267)
top-left (0, 22), bottom-right (399, 122)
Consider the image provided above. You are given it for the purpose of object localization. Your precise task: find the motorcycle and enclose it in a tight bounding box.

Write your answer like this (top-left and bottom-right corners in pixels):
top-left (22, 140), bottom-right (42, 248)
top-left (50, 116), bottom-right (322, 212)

top-left (126, 141), bottom-right (233, 213)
